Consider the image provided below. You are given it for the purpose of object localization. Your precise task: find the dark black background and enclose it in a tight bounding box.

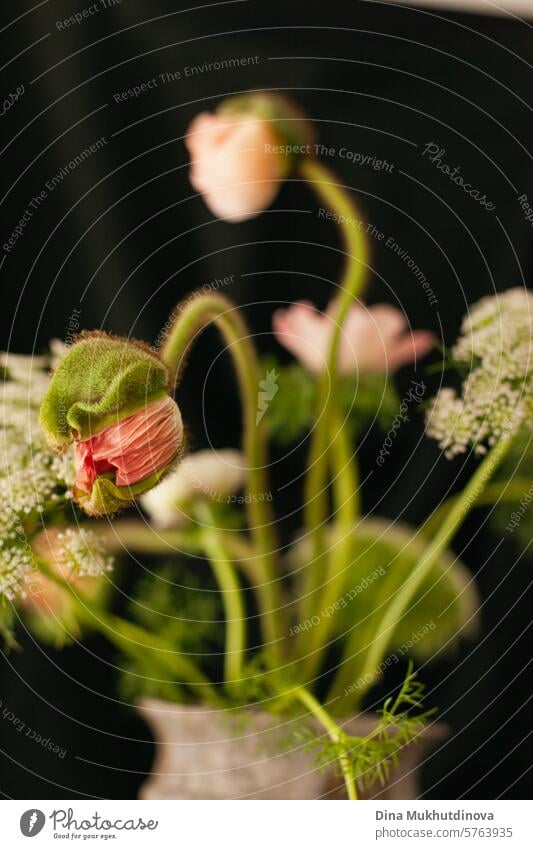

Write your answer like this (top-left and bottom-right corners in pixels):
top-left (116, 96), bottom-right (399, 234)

top-left (0, 0), bottom-right (531, 799)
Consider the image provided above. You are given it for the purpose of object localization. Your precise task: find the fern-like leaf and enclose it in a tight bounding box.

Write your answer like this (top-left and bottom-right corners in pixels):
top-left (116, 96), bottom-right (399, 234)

top-left (300, 664), bottom-right (436, 792)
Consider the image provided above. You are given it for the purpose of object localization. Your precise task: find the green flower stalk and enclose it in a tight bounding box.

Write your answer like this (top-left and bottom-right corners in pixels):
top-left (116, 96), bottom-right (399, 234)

top-left (329, 288), bottom-right (531, 703)
top-left (296, 160), bottom-right (370, 630)
top-left (35, 554), bottom-right (217, 701)
top-left (330, 434), bottom-right (513, 704)
top-left (160, 292), bottom-right (284, 658)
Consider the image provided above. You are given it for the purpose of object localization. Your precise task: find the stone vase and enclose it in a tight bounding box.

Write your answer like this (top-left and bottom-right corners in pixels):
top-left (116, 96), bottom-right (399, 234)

top-left (138, 699), bottom-right (447, 800)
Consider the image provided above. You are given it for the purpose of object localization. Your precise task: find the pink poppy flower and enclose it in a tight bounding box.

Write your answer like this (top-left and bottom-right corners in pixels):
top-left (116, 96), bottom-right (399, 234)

top-left (273, 300), bottom-right (434, 375)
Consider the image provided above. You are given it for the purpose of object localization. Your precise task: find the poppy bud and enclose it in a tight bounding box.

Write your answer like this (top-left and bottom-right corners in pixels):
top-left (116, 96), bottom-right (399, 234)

top-left (185, 92), bottom-right (314, 222)
top-left (39, 332), bottom-right (183, 515)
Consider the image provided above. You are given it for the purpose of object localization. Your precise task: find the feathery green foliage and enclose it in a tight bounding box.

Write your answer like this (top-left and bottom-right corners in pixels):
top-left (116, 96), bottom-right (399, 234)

top-left (301, 664), bottom-right (435, 792)
top-left (118, 559), bottom-right (224, 703)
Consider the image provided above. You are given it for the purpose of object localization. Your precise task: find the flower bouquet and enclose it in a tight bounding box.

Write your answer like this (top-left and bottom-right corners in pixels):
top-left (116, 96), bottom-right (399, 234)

top-left (2, 93), bottom-right (531, 800)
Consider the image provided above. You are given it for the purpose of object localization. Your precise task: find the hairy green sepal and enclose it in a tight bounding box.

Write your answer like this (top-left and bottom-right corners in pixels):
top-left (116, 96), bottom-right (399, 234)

top-left (39, 332), bottom-right (169, 450)
top-left (218, 92), bottom-right (315, 175)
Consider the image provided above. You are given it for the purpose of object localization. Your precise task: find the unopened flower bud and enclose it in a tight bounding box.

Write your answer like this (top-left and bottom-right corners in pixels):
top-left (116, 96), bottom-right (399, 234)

top-left (185, 92), bottom-right (314, 222)
top-left (39, 332), bottom-right (183, 515)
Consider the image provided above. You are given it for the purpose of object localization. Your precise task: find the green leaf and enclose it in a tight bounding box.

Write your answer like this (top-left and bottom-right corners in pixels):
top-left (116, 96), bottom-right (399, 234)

top-left (287, 515), bottom-right (479, 665)
top-left (261, 355), bottom-right (400, 446)
top-left (260, 357), bottom-right (315, 445)
top-left (0, 601), bottom-right (18, 651)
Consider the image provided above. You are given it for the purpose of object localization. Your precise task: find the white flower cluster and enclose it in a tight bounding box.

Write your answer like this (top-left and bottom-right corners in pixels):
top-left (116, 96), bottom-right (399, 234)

top-left (54, 528), bottom-right (114, 578)
top-left (0, 352), bottom-right (71, 599)
top-left (427, 288), bottom-right (533, 457)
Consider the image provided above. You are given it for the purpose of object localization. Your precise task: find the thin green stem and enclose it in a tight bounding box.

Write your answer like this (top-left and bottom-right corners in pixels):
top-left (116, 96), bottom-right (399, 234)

top-left (292, 685), bottom-right (357, 800)
top-left (91, 611), bottom-right (214, 690)
top-left (98, 520), bottom-right (204, 555)
top-left (298, 409), bottom-right (360, 678)
top-left (159, 292), bottom-right (283, 658)
top-left (195, 504), bottom-right (247, 687)
top-left (299, 159), bottom-right (370, 621)
top-left (98, 519), bottom-right (253, 563)
top-left (422, 476), bottom-right (532, 541)
top-left (330, 436), bottom-right (513, 702)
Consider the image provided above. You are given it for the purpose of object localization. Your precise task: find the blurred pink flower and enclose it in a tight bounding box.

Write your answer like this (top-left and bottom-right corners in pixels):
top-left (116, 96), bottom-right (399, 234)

top-left (75, 396), bottom-right (182, 493)
top-left (185, 112), bottom-right (284, 221)
top-left (273, 300), bottom-right (434, 375)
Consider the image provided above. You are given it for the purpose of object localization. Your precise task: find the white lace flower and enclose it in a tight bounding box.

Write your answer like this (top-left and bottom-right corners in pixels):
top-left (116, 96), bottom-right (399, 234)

top-left (427, 288), bottom-right (533, 457)
top-left (53, 528), bottom-right (114, 578)
top-left (22, 528), bottom-right (112, 634)
top-left (0, 351), bottom-right (72, 600)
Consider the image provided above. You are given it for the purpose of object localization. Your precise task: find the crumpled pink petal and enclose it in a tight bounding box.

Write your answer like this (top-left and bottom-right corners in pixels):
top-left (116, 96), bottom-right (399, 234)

top-left (74, 396), bottom-right (182, 492)
top-left (273, 300), bottom-right (434, 375)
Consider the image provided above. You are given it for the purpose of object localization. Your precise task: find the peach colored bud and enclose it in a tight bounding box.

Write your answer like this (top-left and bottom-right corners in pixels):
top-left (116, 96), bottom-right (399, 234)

top-left (273, 300), bottom-right (434, 375)
top-left (185, 112), bottom-right (286, 222)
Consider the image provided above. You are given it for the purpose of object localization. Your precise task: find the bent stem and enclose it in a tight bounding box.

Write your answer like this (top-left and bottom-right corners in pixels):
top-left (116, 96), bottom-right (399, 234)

top-left (330, 435), bottom-right (513, 703)
top-left (292, 685), bottom-right (357, 800)
top-left (298, 159), bottom-right (370, 621)
top-left (90, 611), bottom-right (216, 696)
top-left (160, 292), bottom-right (283, 658)
top-left (195, 504), bottom-right (247, 688)
top-left (98, 519), bottom-right (253, 563)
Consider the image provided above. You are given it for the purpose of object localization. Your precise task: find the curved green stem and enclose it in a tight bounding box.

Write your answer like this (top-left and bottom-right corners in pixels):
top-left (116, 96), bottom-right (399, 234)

top-left (98, 520), bottom-right (204, 555)
top-left (89, 610), bottom-right (214, 692)
top-left (298, 159), bottom-right (370, 620)
top-left (298, 409), bottom-right (360, 678)
top-left (195, 504), bottom-right (246, 687)
top-left (159, 292), bottom-right (283, 658)
top-left (292, 685), bottom-right (357, 800)
top-left (330, 435), bottom-right (513, 702)
top-left (98, 519), bottom-right (253, 563)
